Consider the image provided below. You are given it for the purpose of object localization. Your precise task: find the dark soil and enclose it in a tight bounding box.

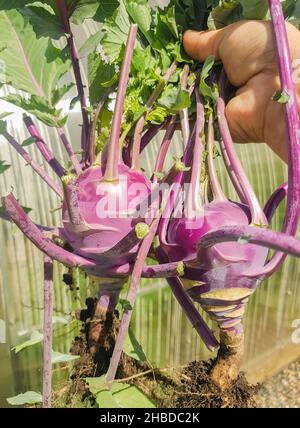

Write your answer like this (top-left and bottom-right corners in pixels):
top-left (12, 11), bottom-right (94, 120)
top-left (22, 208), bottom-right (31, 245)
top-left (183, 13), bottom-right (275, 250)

top-left (52, 300), bottom-right (258, 408)
top-left (171, 360), bottom-right (258, 408)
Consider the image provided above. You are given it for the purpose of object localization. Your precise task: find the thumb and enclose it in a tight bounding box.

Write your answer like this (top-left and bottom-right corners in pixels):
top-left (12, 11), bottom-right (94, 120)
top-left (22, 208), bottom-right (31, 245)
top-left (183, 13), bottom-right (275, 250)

top-left (183, 29), bottom-right (225, 61)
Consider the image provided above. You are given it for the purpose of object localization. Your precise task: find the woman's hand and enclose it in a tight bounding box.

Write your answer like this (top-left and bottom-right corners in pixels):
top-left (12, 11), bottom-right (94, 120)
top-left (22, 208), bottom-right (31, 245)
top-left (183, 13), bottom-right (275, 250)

top-left (183, 21), bottom-right (300, 161)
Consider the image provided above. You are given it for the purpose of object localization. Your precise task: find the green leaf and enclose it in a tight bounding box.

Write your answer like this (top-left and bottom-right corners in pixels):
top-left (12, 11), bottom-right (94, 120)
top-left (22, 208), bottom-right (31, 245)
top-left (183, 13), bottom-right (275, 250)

top-left (79, 31), bottom-right (104, 56)
top-left (51, 351), bottom-right (80, 364)
top-left (126, 0), bottom-right (152, 42)
top-left (0, 120), bottom-right (7, 134)
top-left (12, 330), bottom-right (43, 354)
top-left (0, 159), bottom-right (10, 174)
top-left (239, 0), bottom-right (268, 20)
top-left (0, 9), bottom-right (71, 102)
top-left (52, 316), bottom-right (69, 325)
top-left (51, 83), bottom-right (75, 106)
top-left (118, 298), bottom-right (133, 311)
top-left (272, 90), bottom-right (290, 104)
top-left (123, 327), bottom-right (147, 362)
top-left (160, 5), bottom-right (178, 38)
top-left (85, 376), bottom-right (155, 408)
top-left (158, 86), bottom-right (190, 113)
top-left (22, 136), bottom-right (36, 147)
top-left (199, 55), bottom-right (218, 110)
top-left (101, 0), bottom-right (131, 62)
top-left (20, 2), bottom-right (64, 40)
top-left (2, 94), bottom-right (62, 127)
top-left (108, 383), bottom-right (155, 408)
top-left (84, 376), bottom-right (106, 395)
top-left (7, 391), bottom-right (42, 406)
top-left (88, 53), bottom-right (117, 105)
top-left (0, 112), bottom-right (12, 120)
top-left (72, 0), bottom-right (120, 24)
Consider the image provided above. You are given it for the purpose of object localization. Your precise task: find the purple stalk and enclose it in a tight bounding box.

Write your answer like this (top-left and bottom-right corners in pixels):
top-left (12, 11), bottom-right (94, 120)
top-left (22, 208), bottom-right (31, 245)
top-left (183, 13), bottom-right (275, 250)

top-left (2, 192), bottom-right (182, 279)
top-left (198, 224), bottom-right (300, 263)
top-left (179, 65), bottom-right (190, 149)
top-left (106, 216), bottom-right (161, 388)
top-left (131, 63), bottom-right (177, 171)
top-left (186, 88), bottom-right (205, 214)
top-left (207, 114), bottom-right (226, 201)
top-left (218, 71), bottom-right (267, 226)
top-left (253, 0), bottom-right (300, 276)
top-left (57, 0), bottom-right (89, 157)
top-left (104, 25), bottom-right (137, 181)
top-left (2, 131), bottom-right (63, 198)
top-left (57, 127), bottom-right (81, 174)
top-left (166, 277), bottom-right (218, 351)
top-left (153, 117), bottom-right (177, 176)
top-left (1, 193), bottom-right (97, 269)
top-left (42, 256), bottom-right (53, 409)
top-left (264, 182), bottom-right (288, 222)
top-left (23, 116), bottom-right (66, 177)
top-left (140, 122), bottom-right (165, 153)
top-left (102, 259), bottom-right (181, 278)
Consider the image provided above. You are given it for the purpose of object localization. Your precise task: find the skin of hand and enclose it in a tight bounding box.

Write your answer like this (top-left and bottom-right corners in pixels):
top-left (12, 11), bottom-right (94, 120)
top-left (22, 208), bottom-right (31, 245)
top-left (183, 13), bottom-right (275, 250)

top-left (183, 21), bottom-right (300, 162)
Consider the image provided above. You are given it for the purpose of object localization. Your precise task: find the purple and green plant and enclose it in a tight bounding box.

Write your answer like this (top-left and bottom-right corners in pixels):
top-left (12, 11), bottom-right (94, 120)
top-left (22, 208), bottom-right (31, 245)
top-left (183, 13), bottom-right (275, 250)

top-left (1, 0), bottom-right (300, 406)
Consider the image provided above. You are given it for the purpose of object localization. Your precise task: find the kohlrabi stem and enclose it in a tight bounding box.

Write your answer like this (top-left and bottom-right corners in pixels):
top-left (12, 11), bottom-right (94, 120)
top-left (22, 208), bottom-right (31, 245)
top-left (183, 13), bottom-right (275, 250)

top-left (88, 277), bottom-right (125, 356)
top-left (101, 259), bottom-right (183, 278)
top-left (62, 179), bottom-right (89, 233)
top-left (218, 71), bottom-right (267, 226)
top-left (106, 216), bottom-right (160, 388)
top-left (131, 63), bottom-right (177, 171)
top-left (167, 276), bottom-right (218, 351)
top-left (23, 115), bottom-right (66, 177)
top-left (42, 256), bottom-right (53, 408)
top-left (188, 89), bottom-right (205, 214)
top-left (210, 326), bottom-right (244, 390)
top-left (104, 25), bottom-right (137, 182)
top-left (207, 114), bottom-right (226, 202)
top-left (198, 224), bottom-right (300, 262)
top-left (254, 0), bottom-right (300, 276)
top-left (88, 91), bottom-right (110, 164)
top-left (57, 127), bottom-right (82, 174)
top-left (57, 0), bottom-right (89, 157)
top-left (2, 193), bottom-right (98, 269)
top-left (179, 65), bottom-right (190, 150)
top-left (153, 117), bottom-right (177, 176)
top-left (264, 182), bottom-right (288, 222)
top-left (140, 122), bottom-right (165, 153)
top-left (2, 131), bottom-right (63, 198)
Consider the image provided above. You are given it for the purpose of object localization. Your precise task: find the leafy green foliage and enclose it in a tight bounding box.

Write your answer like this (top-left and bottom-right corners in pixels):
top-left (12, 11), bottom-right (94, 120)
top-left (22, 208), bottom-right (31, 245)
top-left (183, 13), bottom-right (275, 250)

top-left (207, 0), bottom-right (269, 29)
top-left (0, 112), bottom-right (12, 120)
top-left (51, 351), bottom-right (80, 364)
top-left (12, 330), bottom-right (43, 353)
top-left (0, 159), bottom-right (10, 174)
top-left (272, 90), bottom-right (290, 104)
top-left (282, 0), bottom-right (300, 28)
top-left (22, 136), bottom-right (35, 147)
top-left (7, 391), bottom-right (42, 406)
top-left (0, 9), bottom-right (70, 99)
top-left (1, 94), bottom-right (67, 127)
top-left (84, 375), bottom-right (155, 408)
top-left (123, 327), bottom-right (148, 361)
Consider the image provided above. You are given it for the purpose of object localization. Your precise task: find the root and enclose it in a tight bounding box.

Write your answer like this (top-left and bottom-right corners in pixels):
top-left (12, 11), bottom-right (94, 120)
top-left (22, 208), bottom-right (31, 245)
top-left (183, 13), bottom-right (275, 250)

top-left (210, 329), bottom-right (244, 391)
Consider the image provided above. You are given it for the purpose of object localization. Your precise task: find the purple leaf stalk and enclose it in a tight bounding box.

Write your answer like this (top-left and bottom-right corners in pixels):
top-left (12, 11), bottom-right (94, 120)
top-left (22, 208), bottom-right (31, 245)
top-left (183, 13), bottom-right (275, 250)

top-left (42, 256), bottom-right (53, 408)
top-left (2, 0), bottom-right (300, 399)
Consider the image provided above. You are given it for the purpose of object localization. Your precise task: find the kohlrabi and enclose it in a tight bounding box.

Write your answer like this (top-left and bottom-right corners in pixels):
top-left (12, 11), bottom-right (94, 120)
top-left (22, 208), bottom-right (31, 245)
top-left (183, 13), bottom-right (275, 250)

top-left (1, 0), bottom-right (300, 406)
